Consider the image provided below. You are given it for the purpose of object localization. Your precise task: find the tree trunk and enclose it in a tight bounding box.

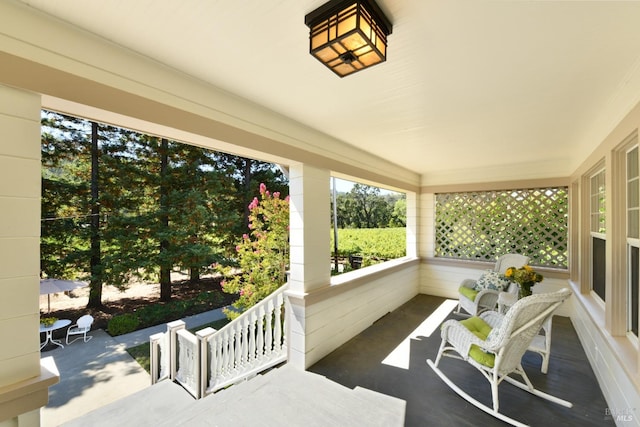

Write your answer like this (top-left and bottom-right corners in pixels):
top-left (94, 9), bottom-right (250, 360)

top-left (159, 138), bottom-right (172, 302)
top-left (87, 121), bottom-right (103, 308)
top-left (190, 266), bottom-right (200, 284)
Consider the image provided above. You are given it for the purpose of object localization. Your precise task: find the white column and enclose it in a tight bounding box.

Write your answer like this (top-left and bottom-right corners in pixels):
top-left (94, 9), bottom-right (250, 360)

top-left (0, 85), bottom-right (42, 425)
top-left (288, 163), bottom-right (331, 294)
top-left (419, 191), bottom-right (435, 258)
top-left (405, 191), bottom-right (418, 258)
top-left (287, 163), bottom-right (330, 369)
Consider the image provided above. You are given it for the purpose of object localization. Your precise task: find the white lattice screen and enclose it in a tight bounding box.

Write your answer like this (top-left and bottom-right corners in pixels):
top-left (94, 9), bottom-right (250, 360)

top-left (435, 187), bottom-right (568, 268)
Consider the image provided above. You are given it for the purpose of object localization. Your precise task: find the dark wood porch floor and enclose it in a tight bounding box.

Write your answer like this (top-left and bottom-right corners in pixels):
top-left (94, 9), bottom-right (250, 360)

top-left (309, 294), bottom-right (614, 427)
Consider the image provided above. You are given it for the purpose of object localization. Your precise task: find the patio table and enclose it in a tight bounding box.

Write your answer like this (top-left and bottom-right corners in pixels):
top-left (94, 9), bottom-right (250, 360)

top-left (40, 319), bottom-right (71, 350)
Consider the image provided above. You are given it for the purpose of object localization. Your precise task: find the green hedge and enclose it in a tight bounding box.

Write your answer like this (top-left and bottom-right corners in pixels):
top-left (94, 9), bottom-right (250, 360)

top-left (330, 227), bottom-right (406, 260)
top-left (107, 291), bottom-right (224, 336)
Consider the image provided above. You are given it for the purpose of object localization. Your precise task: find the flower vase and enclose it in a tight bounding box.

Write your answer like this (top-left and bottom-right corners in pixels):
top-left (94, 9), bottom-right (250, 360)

top-left (519, 282), bottom-right (534, 299)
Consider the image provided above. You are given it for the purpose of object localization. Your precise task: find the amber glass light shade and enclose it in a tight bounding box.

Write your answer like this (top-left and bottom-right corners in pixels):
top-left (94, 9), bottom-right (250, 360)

top-left (305, 0), bottom-right (392, 77)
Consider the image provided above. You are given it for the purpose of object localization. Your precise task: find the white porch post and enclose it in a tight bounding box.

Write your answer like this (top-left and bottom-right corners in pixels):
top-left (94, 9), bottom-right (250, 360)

top-left (0, 85), bottom-right (54, 426)
top-left (405, 191), bottom-right (419, 258)
top-left (287, 163), bottom-right (330, 369)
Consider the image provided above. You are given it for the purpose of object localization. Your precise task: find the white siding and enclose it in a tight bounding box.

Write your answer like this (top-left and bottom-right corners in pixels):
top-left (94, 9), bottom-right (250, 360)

top-left (302, 261), bottom-right (420, 368)
top-left (0, 84), bottom-right (41, 389)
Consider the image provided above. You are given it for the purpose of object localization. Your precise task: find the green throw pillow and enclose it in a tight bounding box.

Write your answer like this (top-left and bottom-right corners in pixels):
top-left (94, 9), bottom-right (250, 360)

top-left (460, 316), bottom-right (492, 340)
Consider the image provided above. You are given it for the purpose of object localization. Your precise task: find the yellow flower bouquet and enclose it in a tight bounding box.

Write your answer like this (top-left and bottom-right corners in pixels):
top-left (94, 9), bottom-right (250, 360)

top-left (504, 265), bottom-right (543, 298)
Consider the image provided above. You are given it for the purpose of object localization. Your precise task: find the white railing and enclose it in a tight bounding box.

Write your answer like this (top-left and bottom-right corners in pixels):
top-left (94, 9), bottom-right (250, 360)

top-left (149, 283), bottom-right (288, 398)
top-left (150, 320), bottom-right (183, 385)
top-left (203, 284), bottom-right (288, 394)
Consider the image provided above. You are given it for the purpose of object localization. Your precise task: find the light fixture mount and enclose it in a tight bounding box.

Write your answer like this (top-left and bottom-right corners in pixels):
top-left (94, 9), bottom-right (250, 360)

top-left (305, 0), bottom-right (393, 78)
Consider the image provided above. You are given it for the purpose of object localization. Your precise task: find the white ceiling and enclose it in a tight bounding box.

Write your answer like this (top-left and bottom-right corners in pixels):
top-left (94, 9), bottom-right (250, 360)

top-left (18, 0), bottom-right (640, 184)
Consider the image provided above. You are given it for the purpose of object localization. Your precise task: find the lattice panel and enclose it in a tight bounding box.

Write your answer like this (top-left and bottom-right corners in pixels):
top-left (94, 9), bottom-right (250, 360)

top-left (435, 187), bottom-right (568, 268)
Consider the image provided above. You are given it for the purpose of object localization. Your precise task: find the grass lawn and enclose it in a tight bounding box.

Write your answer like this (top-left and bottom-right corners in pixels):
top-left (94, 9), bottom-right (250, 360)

top-left (126, 317), bottom-right (231, 373)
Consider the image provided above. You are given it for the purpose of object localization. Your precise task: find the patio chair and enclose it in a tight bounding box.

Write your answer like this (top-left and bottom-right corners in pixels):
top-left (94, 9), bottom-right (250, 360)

top-left (66, 314), bottom-right (94, 344)
top-left (427, 288), bottom-right (573, 427)
top-left (456, 253), bottom-right (529, 316)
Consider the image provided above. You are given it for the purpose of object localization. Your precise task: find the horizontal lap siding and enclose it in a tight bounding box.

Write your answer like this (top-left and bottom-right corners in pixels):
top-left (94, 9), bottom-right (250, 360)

top-left (571, 297), bottom-right (640, 427)
top-left (0, 84), bottom-right (41, 388)
top-left (304, 264), bottom-right (420, 367)
top-left (420, 262), bottom-right (572, 316)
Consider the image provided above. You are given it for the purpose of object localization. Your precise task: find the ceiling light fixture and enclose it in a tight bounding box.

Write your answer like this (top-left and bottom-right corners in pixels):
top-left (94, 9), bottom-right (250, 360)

top-left (305, 0), bottom-right (393, 78)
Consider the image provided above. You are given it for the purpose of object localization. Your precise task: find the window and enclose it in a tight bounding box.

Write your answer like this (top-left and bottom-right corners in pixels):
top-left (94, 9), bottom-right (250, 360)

top-left (435, 187), bottom-right (568, 268)
top-left (627, 146), bottom-right (640, 339)
top-left (330, 178), bottom-right (407, 274)
top-left (590, 169), bottom-right (606, 301)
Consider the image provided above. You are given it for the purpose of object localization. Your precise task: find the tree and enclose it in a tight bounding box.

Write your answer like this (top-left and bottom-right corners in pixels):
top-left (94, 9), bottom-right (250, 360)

top-left (211, 154), bottom-right (288, 235)
top-left (41, 111), bottom-right (92, 279)
top-left (217, 183), bottom-right (289, 320)
top-left (40, 110), bottom-right (289, 305)
top-left (389, 196), bottom-right (406, 227)
top-left (87, 121), bottom-right (103, 308)
top-left (162, 142), bottom-right (238, 291)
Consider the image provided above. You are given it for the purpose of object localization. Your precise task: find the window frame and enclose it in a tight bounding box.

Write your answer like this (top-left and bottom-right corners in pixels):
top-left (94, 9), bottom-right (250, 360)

top-left (589, 167), bottom-right (606, 303)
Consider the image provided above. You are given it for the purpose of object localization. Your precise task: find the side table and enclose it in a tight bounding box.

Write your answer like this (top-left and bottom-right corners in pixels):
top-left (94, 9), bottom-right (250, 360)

top-left (40, 319), bottom-right (72, 350)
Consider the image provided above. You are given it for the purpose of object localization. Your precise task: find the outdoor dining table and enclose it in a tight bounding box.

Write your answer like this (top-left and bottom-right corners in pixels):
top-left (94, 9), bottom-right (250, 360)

top-left (40, 319), bottom-right (71, 350)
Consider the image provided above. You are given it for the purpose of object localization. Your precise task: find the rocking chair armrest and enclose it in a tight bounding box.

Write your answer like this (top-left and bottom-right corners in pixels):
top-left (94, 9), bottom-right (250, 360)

top-left (474, 289), bottom-right (500, 310)
top-left (460, 279), bottom-right (476, 289)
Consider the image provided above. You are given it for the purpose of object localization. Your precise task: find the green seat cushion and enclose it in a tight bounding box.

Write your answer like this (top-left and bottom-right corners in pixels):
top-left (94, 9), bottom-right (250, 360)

top-left (459, 286), bottom-right (479, 302)
top-left (460, 316), bottom-right (495, 367)
top-left (468, 344), bottom-right (495, 367)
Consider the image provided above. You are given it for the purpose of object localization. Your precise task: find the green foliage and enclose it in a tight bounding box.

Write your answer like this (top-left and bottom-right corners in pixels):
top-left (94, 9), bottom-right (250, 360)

top-left (390, 198), bottom-right (407, 227)
top-left (107, 291), bottom-right (225, 336)
top-left (330, 228), bottom-right (406, 260)
top-left (108, 313), bottom-right (140, 336)
top-left (217, 184), bottom-right (289, 320)
top-left (333, 184), bottom-right (405, 229)
top-left (40, 110), bottom-right (288, 306)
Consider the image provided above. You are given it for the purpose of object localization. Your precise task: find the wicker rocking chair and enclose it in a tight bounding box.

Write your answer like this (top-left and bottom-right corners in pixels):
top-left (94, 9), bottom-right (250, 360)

top-left (456, 253), bottom-right (529, 317)
top-left (428, 288), bottom-right (573, 427)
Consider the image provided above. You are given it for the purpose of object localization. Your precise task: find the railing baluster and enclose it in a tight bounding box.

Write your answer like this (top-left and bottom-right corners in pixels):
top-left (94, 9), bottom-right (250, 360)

top-left (240, 317), bottom-right (249, 367)
top-left (230, 328), bottom-right (237, 372)
top-left (209, 334), bottom-right (222, 389)
top-left (265, 299), bottom-right (273, 356)
top-left (249, 311), bottom-right (257, 364)
top-left (257, 305), bottom-right (265, 359)
top-left (236, 319), bottom-right (245, 371)
top-left (274, 293), bottom-right (283, 353)
top-left (221, 329), bottom-right (230, 377)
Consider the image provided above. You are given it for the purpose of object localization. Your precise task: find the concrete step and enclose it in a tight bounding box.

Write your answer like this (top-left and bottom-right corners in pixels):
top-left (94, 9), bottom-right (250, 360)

top-left (167, 364), bottom-right (404, 426)
top-left (63, 364), bottom-right (406, 427)
top-left (61, 380), bottom-right (195, 427)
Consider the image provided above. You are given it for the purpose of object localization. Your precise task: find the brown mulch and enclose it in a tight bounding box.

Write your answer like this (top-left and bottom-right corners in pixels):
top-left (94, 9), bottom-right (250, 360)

top-left (43, 277), bottom-right (237, 332)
